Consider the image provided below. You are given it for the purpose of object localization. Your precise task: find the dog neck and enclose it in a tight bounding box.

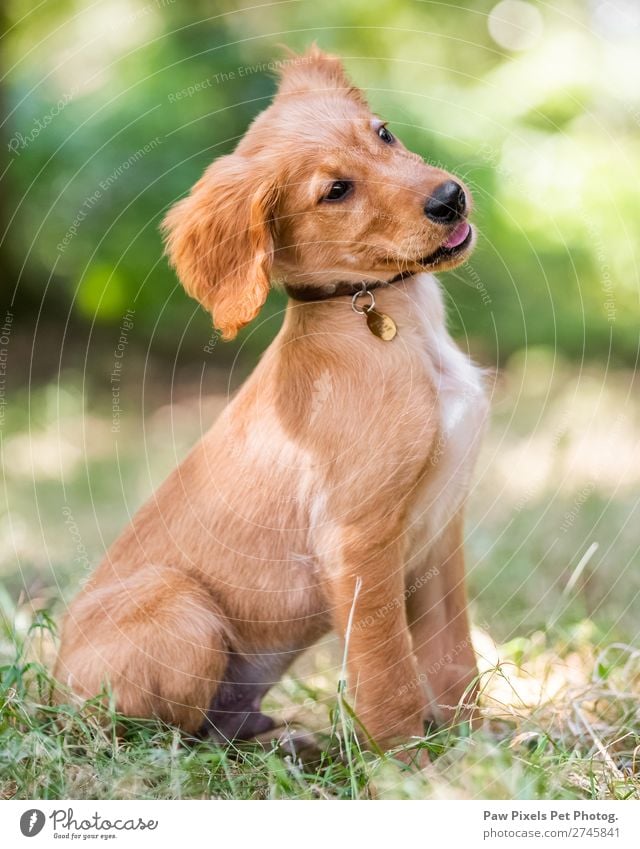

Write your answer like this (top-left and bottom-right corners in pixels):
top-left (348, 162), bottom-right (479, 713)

top-left (283, 267), bottom-right (419, 303)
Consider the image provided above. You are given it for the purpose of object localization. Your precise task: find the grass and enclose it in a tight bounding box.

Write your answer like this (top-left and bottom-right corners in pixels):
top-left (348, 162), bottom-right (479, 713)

top-left (1, 350), bottom-right (639, 799)
top-left (1, 612), bottom-right (638, 799)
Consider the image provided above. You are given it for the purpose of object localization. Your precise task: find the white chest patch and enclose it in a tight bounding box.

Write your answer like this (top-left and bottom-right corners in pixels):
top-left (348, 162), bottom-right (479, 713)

top-left (404, 277), bottom-right (489, 566)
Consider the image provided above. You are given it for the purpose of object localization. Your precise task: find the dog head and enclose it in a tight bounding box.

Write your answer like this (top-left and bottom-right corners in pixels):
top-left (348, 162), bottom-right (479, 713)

top-left (163, 45), bottom-right (474, 339)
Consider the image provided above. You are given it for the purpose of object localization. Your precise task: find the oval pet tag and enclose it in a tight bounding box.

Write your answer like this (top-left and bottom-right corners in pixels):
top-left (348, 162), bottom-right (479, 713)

top-left (366, 308), bottom-right (397, 341)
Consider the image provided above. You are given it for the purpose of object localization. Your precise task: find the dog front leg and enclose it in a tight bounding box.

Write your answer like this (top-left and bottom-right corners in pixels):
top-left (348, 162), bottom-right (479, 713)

top-left (406, 510), bottom-right (479, 727)
top-left (326, 530), bottom-right (424, 753)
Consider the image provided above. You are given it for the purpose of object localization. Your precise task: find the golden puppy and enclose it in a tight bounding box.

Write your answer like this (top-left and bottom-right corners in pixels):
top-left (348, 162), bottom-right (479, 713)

top-left (55, 46), bottom-right (488, 755)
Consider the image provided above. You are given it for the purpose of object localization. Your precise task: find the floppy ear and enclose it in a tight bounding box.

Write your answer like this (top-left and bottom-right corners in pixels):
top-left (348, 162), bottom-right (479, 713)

top-left (162, 155), bottom-right (278, 340)
top-left (277, 44), bottom-right (368, 105)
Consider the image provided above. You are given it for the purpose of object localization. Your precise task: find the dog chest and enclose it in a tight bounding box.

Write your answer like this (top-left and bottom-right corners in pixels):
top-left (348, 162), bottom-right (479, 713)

top-left (404, 281), bottom-right (488, 561)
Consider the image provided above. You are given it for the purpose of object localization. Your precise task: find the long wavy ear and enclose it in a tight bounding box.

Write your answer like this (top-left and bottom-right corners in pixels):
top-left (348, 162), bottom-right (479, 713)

top-left (162, 155), bottom-right (278, 340)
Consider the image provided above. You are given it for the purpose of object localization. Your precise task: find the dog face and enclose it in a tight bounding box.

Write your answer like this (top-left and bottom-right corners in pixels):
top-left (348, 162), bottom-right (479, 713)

top-left (163, 46), bottom-right (474, 339)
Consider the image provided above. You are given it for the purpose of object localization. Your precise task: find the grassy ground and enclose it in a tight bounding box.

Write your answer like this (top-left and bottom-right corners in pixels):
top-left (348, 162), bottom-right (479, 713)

top-left (1, 350), bottom-right (639, 799)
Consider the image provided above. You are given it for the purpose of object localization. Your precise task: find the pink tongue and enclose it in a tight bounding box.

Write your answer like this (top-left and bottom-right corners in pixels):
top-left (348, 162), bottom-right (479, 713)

top-left (442, 221), bottom-right (470, 249)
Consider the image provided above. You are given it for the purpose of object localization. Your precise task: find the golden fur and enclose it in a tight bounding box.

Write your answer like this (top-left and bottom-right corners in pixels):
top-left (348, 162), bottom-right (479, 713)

top-left (55, 47), bottom-right (488, 757)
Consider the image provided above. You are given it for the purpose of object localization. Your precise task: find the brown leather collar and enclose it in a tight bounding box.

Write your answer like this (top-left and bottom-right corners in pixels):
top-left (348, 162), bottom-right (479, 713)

top-left (283, 267), bottom-right (417, 302)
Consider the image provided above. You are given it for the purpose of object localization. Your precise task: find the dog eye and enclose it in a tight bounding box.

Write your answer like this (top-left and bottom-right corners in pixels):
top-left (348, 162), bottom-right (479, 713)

top-left (377, 125), bottom-right (395, 144)
top-left (323, 180), bottom-right (352, 202)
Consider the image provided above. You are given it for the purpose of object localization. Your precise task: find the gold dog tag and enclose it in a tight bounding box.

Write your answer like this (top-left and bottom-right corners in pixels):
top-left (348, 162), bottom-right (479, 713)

top-left (366, 309), bottom-right (397, 341)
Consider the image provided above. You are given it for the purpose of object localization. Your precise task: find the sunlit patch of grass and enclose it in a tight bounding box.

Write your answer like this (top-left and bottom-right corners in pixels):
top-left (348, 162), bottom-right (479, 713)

top-left (470, 629), bottom-right (640, 800)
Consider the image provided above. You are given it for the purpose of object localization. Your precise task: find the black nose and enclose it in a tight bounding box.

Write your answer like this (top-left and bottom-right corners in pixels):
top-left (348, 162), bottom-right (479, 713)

top-left (424, 180), bottom-right (466, 223)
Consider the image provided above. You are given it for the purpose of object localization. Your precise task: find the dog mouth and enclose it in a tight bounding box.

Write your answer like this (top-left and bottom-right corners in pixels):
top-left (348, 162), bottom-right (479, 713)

top-left (417, 220), bottom-right (473, 268)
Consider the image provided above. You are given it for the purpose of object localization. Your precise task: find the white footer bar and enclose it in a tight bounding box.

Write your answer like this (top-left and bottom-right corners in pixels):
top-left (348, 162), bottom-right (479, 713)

top-left (1, 799), bottom-right (638, 848)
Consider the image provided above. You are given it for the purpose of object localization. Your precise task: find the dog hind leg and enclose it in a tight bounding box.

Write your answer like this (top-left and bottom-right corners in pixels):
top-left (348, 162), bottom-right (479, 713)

top-left (55, 565), bottom-right (230, 734)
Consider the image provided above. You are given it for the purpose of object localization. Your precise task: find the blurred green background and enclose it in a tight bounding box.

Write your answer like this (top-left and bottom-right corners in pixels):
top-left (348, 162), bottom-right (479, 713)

top-left (2, 0), bottom-right (639, 369)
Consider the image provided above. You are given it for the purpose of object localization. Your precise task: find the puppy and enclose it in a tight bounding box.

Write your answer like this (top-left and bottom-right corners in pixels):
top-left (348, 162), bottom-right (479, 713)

top-left (55, 47), bottom-right (488, 755)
